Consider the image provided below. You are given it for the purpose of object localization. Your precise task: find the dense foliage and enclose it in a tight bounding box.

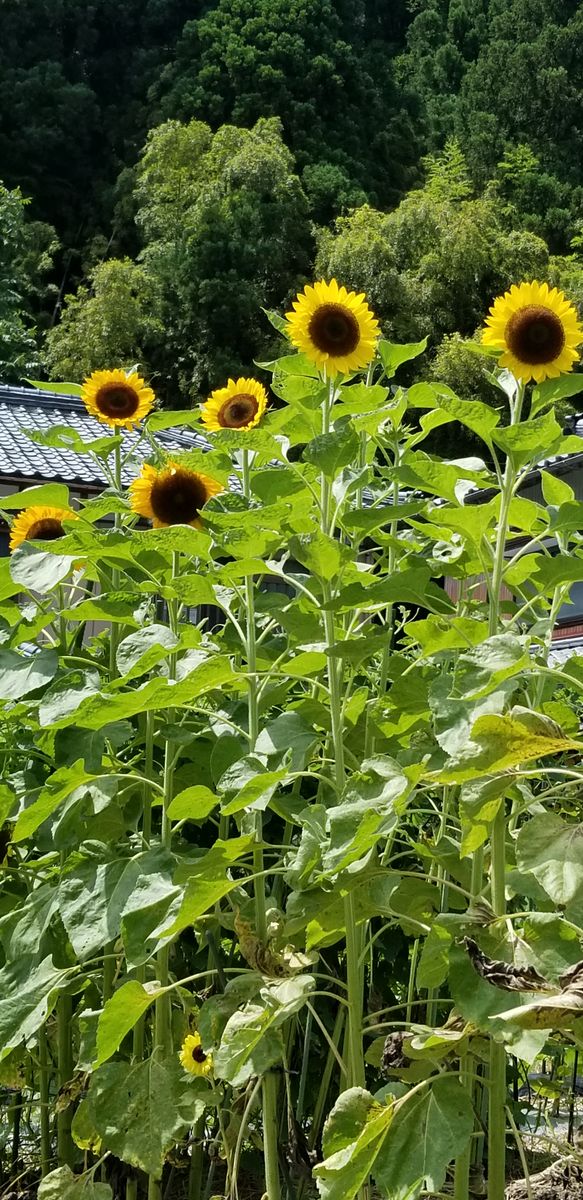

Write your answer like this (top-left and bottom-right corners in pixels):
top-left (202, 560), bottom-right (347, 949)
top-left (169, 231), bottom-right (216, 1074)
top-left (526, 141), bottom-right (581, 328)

top-left (2, 0), bottom-right (583, 400)
top-left (3, 296), bottom-right (583, 1199)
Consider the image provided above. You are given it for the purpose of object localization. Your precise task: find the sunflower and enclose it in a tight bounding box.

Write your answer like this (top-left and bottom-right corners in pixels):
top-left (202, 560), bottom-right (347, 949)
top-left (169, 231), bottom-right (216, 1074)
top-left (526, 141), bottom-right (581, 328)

top-left (179, 1033), bottom-right (213, 1078)
top-left (129, 461), bottom-right (223, 528)
top-left (9, 506), bottom-right (77, 553)
top-left (81, 368), bottom-right (155, 429)
top-left (201, 377), bottom-right (268, 432)
top-left (482, 281), bottom-right (583, 383)
top-left (285, 279), bottom-right (379, 376)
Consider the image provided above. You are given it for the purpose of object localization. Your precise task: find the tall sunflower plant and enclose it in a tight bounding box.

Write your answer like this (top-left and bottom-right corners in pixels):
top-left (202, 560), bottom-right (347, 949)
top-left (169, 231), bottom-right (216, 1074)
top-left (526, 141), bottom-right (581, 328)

top-left (2, 281), bottom-right (583, 1200)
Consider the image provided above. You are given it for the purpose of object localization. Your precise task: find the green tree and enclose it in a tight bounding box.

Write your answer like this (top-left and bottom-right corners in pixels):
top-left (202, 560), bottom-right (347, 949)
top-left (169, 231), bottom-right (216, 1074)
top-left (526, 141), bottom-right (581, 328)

top-left (44, 258), bottom-right (162, 382)
top-left (0, 0), bottom-right (197, 245)
top-left (0, 184), bottom-right (57, 383)
top-left (398, 0), bottom-right (583, 251)
top-left (316, 147), bottom-right (549, 344)
top-left (44, 117), bottom-right (314, 400)
top-left (136, 116), bottom-right (314, 397)
top-left (156, 0), bottom-right (420, 222)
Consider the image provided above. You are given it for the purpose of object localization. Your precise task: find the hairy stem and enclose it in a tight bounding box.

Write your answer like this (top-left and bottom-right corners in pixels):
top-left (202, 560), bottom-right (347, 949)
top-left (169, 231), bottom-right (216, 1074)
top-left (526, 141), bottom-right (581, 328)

top-left (39, 1025), bottom-right (51, 1176)
top-left (485, 381), bottom-right (524, 1200)
top-left (242, 448), bottom-right (280, 1200)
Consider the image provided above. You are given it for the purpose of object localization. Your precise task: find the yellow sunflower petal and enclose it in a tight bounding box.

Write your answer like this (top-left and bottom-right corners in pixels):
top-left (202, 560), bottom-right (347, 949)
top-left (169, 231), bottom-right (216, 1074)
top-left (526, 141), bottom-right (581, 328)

top-left (179, 1033), bottom-right (213, 1078)
top-left (285, 279), bottom-right (379, 377)
top-left (481, 280), bottom-right (583, 382)
top-left (9, 506), bottom-right (77, 553)
top-left (129, 461), bottom-right (223, 528)
top-left (81, 368), bottom-right (155, 430)
top-left (201, 377), bottom-right (268, 432)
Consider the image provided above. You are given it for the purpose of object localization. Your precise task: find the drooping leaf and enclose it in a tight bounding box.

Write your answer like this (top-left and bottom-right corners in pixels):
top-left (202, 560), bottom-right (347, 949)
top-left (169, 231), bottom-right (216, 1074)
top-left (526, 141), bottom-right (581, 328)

top-left (116, 624), bottom-right (179, 681)
top-left (0, 647), bottom-right (58, 702)
top-left (46, 656), bottom-right (235, 730)
top-left (85, 1051), bottom-right (208, 1178)
top-left (94, 981), bottom-right (160, 1068)
top-left (288, 531), bottom-right (350, 581)
top-left (492, 410), bottom-right (562, 466)
top-left (303, 425), bottom-right (360, 479)
top-left (516, 813), bottom-right (583, 906)
top-left (59, 850), bottom-right (177, 962)
top-left (1, 482), bottom-right (71, 509)
top-left (0, 956), bottom-right (70, 1058)
top-left (37, 1166), bottom-right (112, 1199)
top-left (407, 383), bottom-right (500, 439)
top-left (9, 545), bottom-right (76, 591)
top-left (26, 426), bottom-right (122, 458)
top-left (13, 760), bottom-right (95, 842)
top-left (373, 1075), bottom-right (474, 1199)
top-left (378, 338), bottom-right (428, 377)
top-left (167, 786), bottom-right (219, 822)
top-left (39, 671), bottom-right (102, 727)
top-left (314, 1087), bottom-right (393, 1200)
top-left (214, 976), bottom-right (315, 1087)
top-left (160, 837), bottom-right (256, 936)
top-left (63, 593), bottom-right (148, 627)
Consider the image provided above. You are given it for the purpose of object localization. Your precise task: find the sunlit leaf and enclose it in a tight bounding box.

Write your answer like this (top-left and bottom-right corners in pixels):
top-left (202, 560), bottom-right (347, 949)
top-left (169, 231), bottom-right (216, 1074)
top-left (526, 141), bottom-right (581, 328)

top-left (94, 981), bottom-right (160, 1068)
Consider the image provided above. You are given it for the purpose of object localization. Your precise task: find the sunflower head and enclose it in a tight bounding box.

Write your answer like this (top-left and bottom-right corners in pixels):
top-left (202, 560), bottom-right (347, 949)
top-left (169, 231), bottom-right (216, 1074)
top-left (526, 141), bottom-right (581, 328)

top-left (201, 377), bottom-right (268, 432)
top-left (179, 1033), bottom-right (212, 1077)
top-left (285, 279), bottom-right (379, 377)
top-left (81, 369), bottom-right (155, 429)
top-left (129, 460), bottom-right (223, 528)
top-left (9, 506), bottom-right (77, 553)
top-left (482, 281), bottom-right (583, 383)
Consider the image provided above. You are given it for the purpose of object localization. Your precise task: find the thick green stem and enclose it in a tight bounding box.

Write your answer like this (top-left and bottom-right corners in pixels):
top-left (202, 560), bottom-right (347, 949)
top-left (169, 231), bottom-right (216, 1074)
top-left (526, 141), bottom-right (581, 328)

top-left (405, 938), bottom-right (420, 1026)
top-left (454, 1054), bottom-right (472, 1200)
top-left (242, 448), bottom-right (280, 1200)
top-left (484, 382), bottom-right (524, 1200)
top-left (344, 897), bottom-right (365, 1089)
top-left (103, 944), bottom-right (116, 1002)
top-left (262, 1071), bottom-right (281, 1200)
top-left (188, 1116), bottom-right (206, 1200)
top-left (148, 1177), bottom-right (162, 1200)
top-left (154, 574), bottom-right (179, 1054)
top-left (134, 711), bottom-right (155, 1063)
top-left (39, 1025), bottom-right (51, 1176)
top-left (309, 1004), bottom-right (346, 1151)
top-left (320, 380), bottom-right (364, 1092)
top-left (488, 802), bottom-right (508, 1200)
top-left (57, 994), bottom-right (75, 1168)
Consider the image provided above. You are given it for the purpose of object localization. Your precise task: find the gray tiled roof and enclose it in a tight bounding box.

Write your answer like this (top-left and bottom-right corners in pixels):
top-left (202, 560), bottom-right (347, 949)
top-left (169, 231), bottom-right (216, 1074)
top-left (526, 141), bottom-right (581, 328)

top-left (0, 385), bottom-right (209, 489)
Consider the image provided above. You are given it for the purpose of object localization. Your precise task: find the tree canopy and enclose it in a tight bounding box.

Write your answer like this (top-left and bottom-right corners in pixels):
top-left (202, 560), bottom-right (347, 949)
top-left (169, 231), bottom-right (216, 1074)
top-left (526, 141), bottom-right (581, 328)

top-left (45, 118), bottom-right (314, 399)
top-left (1, 0), bottom-right (583, 404)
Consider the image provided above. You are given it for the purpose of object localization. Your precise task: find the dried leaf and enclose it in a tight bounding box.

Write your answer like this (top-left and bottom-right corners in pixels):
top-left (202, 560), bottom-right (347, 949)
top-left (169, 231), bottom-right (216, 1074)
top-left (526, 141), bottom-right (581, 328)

top-left (464, 938), bottom-right (551, 993)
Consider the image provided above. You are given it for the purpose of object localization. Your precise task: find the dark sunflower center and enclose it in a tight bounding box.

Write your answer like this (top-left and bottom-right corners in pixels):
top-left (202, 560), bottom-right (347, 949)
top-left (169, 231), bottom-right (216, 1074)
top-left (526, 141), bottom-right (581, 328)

top-left (150, 469), bottom-right (208, 524)
top-left (218, 394), bottom-right (259, 428)
top-left (27, 518), bottom-right (65, 541)
top-left (191, 1046), bottom-right (207, 1064)
top-left (505, 305), bottom-right (565, 364)
top-left (308, 303), bottom-right (360, 356)
top-left (96, 384), bottom-right (140, 418)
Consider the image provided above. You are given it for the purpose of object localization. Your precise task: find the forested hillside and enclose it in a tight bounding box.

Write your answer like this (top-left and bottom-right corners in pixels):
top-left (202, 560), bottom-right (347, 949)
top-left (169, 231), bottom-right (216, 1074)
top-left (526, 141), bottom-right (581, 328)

top-left (1, 0), bottom-right (583, 401)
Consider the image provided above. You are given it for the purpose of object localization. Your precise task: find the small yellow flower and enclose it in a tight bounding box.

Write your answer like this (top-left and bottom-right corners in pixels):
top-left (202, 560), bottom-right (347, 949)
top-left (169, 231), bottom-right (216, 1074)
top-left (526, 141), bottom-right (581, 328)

top-left (129, 461), bottom-right (223, 528)
top-left (285, 279), bottom-right (379, 376)
top-left (9, 506), bottom-right (77, 553)
top-left (81, 368), bottom-right (155, 429)
top-left (201, 377), bottom-right (268, 432)
top-left (179, 1033), bottom-right (213, 1077)
top-left (482, 280), bottom-right (583, 383)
